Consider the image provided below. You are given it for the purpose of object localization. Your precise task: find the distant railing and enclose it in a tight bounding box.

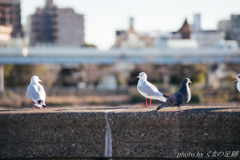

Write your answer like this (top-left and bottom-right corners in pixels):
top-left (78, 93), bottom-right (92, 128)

top-left (0, 47), bottom-right (240, 65)
top-left (3, 87), bottom-right (129, 96)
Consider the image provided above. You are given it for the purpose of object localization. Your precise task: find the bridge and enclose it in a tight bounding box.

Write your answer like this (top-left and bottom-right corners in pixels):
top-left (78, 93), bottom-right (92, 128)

top-left (0, 46), bottom-right (240, 64)
top-left (0, 46), bottom-right (240, 91)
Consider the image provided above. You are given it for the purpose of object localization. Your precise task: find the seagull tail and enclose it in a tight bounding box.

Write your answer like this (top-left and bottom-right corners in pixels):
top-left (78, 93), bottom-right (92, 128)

top-left (34, 100), bottom-right (43, 108)
top-left (42, 102), bottom-right (46, 107)
top-left (163, 94), bottom-right (169, 98)
top-left (156, 96), bottom-right (167, 103)
top-left (37, 100), bottom-right (43, 105)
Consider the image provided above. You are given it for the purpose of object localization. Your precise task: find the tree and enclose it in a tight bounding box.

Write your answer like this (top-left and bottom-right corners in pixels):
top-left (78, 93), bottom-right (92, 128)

top-left (4, 65), bottom-right (53, 87)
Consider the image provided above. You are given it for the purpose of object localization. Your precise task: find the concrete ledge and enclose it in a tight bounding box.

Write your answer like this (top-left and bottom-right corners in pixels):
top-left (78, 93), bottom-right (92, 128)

top-left (0, 105), bottom-right (240, 159)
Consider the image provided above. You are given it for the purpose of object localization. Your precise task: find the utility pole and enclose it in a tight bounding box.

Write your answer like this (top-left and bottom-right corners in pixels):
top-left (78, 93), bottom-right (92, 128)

top-left (5, 8), bottom-right (10, 26)
top-left (0, 65), bottom-right (4, 92)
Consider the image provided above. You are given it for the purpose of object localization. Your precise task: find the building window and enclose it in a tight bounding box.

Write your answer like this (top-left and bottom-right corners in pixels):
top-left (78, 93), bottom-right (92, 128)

top-left (234, 28), bottom-right (238, 33)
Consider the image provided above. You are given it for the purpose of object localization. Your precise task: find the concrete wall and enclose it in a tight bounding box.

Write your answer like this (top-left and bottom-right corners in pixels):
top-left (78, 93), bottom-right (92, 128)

top-left (0, 109), bottom-right (240, 159)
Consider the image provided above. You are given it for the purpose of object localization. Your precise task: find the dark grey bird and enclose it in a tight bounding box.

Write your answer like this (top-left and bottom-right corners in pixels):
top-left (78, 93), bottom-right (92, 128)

top-left (156, 78), bottom-right (192, 112)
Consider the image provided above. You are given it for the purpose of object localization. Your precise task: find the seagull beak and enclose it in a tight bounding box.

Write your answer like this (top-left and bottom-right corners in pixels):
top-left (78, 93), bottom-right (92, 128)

top-left (135, 76), bottom-right (139, 78)
top-left (232, 78), bottom-right (237, 81)
top-left (39, 79), bottom-right (42, 82)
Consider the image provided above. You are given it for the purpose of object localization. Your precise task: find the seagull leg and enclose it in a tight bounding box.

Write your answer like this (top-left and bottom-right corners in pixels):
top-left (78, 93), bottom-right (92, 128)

top-left (150, 99), bottom-right (152, 107)
top-left (146, 99), bottom-right (148, 107)
top-left (32, 101), bottom-right (35, 109)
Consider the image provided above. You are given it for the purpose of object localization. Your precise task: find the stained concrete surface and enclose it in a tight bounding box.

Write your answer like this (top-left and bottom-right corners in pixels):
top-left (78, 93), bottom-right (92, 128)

top-left (0, 105), bottom-right (240, 159)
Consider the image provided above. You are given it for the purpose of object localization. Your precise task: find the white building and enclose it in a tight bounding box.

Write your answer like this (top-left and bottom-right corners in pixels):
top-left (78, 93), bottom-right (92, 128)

top-left (191, 30), bottom-right (221, 48)
top-left (112, 18), bottom-right (155, 49)
top-left (191, 14), bottom-right (223, 48)
top-left (154, 32), bottom-right (198, 49)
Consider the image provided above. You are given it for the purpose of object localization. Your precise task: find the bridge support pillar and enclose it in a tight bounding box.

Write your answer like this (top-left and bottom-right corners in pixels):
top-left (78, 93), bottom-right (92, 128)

top-left (0, 65), bottom-right (4, 92)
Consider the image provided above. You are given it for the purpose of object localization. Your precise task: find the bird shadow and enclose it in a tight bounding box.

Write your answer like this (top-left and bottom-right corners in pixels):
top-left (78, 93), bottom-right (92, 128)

top-left (0, 110), bottom-right (15, 112)
top-left (144, 107), bottom-right (234, 114)
top-left (145, 110), bottom-right (158, 113)
top-left (54, 106), bottom-right (140, 112)
top-left (183, 107), bottom-right (231, 113)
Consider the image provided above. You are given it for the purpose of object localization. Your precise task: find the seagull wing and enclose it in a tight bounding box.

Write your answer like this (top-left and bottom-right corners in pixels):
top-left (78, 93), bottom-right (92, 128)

top-left (137, 81), bottom-right (163, 97)
top-left (38, 84), bottom-right (46, 102)
top-left (26, 84), bottom-right (41, 102)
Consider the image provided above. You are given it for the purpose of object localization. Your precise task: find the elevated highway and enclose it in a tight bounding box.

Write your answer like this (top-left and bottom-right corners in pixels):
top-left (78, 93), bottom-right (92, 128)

top-left (0, 47), bottom-right (240, 65)
top-left (0, 46), bottom-right (239, 91)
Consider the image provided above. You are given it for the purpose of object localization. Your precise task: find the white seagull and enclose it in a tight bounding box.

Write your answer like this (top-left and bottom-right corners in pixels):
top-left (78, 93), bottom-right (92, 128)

top-left (232, 73), bottom-right (240, 92)
top-left (136, 72), bottom-right (168, 107)
top-left (26, 76), bottom-right (46, 109)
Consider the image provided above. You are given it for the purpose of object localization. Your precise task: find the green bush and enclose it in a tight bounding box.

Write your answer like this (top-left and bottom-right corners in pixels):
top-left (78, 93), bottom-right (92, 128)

top-left (190, 73), bottom-right (206, 84)
top-left (4, 65), bottom-right (53, 87)
top-left (189, 92), bottom-right (203, 104)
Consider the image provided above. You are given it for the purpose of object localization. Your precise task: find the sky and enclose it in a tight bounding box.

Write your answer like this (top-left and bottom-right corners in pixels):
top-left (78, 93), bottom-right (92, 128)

top-left (21, 0), bottom-right (240, 50)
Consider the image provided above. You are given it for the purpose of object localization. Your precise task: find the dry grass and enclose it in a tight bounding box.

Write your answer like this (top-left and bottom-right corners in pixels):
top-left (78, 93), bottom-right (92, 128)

top-left (0, 93), bottom-right (131, 107)
top-left (46, 95), bottom-right (130, 106)
top-left (1, 86), bottom-right (239, 108)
